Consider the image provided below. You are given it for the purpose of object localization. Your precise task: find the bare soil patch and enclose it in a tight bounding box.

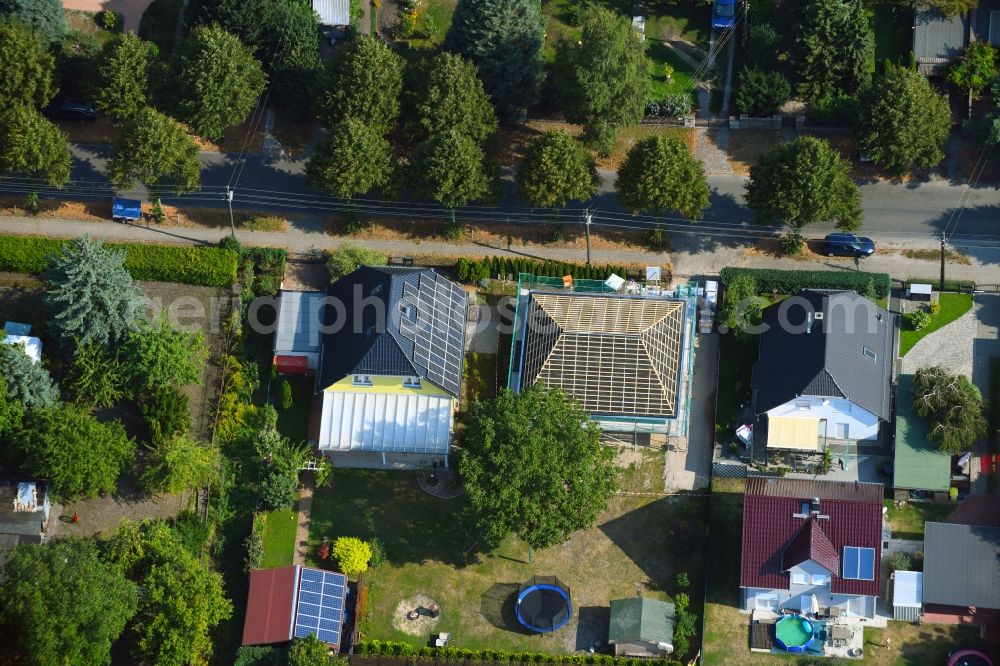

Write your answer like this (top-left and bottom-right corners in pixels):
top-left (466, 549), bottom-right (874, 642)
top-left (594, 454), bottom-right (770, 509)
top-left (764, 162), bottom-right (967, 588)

top-left (728, 130), bottom-right (781, 176)
top-left (57, 116), bottom-right (123, 145)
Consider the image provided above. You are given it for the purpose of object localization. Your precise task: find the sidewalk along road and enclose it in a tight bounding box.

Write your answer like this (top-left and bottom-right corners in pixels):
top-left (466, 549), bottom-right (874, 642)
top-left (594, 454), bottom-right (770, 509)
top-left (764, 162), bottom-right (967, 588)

top-left (4, 215), bottom-right (1000, 284)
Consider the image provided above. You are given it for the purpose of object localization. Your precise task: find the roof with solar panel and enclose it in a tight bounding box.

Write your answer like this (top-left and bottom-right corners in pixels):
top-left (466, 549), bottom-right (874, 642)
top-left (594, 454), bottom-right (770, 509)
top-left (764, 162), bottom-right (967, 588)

top-left (319, 266), bottom-right (467, 397)
top-left (242, 565), bottom-right (350, 648)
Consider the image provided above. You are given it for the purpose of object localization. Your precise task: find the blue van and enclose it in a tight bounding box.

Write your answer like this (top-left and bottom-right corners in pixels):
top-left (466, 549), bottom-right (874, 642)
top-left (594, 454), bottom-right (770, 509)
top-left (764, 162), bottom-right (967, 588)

top-left (824, 233), bottom-right (875, 257)
top-left (712, 0), bottom-right (738, 30)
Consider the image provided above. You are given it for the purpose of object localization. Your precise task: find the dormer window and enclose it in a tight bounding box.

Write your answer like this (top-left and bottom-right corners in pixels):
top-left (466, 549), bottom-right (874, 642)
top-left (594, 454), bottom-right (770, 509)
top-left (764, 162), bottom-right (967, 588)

top-left (403, 376), bottom-right (421, 388)
top-left (352, 374), bottom-right (372, 386)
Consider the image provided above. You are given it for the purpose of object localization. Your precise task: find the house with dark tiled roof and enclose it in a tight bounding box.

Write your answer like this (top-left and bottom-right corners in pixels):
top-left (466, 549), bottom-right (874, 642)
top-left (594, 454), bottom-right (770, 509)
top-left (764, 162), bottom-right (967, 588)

top-left (315, 266), bottom-right (467, 468)
top-left (750, 290), bottom-right (893, 462)
top-left (740, 477), bottom-right (884, 619)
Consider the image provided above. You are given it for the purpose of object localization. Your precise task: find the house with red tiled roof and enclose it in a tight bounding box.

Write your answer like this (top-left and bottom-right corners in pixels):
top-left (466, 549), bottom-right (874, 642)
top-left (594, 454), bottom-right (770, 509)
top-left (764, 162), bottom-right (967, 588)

top-left (740, 477), bottom-right (884, 619)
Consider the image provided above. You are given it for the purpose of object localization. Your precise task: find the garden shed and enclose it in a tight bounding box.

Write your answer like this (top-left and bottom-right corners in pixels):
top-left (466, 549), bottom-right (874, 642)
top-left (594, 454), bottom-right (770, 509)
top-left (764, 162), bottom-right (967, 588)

top-left (891, 571), bottom-right (923, 621)
top-left (608, 597), bottom-right (675, 657)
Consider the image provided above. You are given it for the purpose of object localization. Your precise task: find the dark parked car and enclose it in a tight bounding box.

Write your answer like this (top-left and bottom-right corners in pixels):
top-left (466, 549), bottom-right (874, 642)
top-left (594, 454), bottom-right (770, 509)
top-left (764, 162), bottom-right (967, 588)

top-left (45, 97), bottom-right (97, 122)
top-left (824, 233), bottom-right (875, 257)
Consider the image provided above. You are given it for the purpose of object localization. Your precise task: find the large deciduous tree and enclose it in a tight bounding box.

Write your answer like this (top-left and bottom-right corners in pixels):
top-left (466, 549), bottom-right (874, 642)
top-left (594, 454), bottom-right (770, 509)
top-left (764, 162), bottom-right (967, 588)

top-left (913, 366), bottom-right (986, 454)
top-left (44, 235), bottom-right (146, 348)
top-left (516, 130), bottom-right (598, 209)
top-left (0, 17), bottom-right (55, 107)
top-left (412, 129), bottom-right (495, 219)
top-left (0, 0), bottom-right (65, 43)
top-left (141, 436), bottom-right (220, 494)
top-left (615, 135), bottom-right (710, 220)
top-left (745, 136), bottom-right (862, 231)
top-left (175, 24), bottom-right (267, 140)
top-left (409, 51), bottom-right (498, 143)
top-left (928, 0), bottom-right (979, 16)
top-left (0, 105), bottom-right (70, 187)
top-left (318, 35), bottom-right (403, 135)
top-left (795, 0), bottom-right (873, 105)
top-left (444, 0), bottom-right (544, 120)
top-left (0, 343), bottom-right (58, 409)
top-left (857, 63), bottom-right (951, 177)
top-left (93, 33), bottom-right (153, 121)
top-left (17, 405), bottom-right (135, 500)
top-left (554, 6), bottom-right (647, 156)
top-left (0, 539), bottom-right (138, 666)
top-left (460, 385), bottom-right (618, 549)
top-left (123, 314), bottom-right (206, 390)
top-left (107, 107), bottom-right (201, 195)
top-left (306, 118), bottom-right (395, 198)
top-left (107, 520), bottom-right (232, 666)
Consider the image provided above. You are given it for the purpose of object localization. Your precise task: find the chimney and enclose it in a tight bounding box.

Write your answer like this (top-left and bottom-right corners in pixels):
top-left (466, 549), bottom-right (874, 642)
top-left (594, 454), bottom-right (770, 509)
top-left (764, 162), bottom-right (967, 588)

top-left (810, 497), bottom-right (821, 514)
top-left (806, 311), bottom-right (814, 333)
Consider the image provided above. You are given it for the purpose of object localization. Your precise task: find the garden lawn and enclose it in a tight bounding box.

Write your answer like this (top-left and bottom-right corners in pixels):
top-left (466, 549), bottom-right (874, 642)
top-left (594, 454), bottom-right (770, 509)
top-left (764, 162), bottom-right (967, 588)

top-left (275, 375), bottom-right (314, 443)
top-left (261, 509), bottom-right (298, 568)
top-left (714, 334), bottom-right (759, 443)
top-left (883, 500), bottom-right (955, 540)
top-left (308, 469), bottom-right (705, 655)
top-left (899, 293), bottom-right (973, 357)
top-left (412, 0), bottom-right (455, 48)
top-left (647, 41), bottom-right (696, 101)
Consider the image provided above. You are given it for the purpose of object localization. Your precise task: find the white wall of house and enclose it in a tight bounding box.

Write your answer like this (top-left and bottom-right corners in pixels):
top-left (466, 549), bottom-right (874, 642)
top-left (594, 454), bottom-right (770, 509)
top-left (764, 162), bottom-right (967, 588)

top-left (742, 560), bottom-right (876, 618)
top-left (767, 396), bottom-right (879, 441)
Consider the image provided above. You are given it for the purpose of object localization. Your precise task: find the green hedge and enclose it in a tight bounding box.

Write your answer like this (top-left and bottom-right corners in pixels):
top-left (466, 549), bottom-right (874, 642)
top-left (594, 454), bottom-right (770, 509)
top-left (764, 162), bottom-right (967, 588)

top-left (354, 641), bottom-right (681, 666)
top-left (457, 256), bottom-right (639, 284)
top-left (0, 235), bottom-right (238, 287)
top-left (719, 266), bottom-right (891, 299)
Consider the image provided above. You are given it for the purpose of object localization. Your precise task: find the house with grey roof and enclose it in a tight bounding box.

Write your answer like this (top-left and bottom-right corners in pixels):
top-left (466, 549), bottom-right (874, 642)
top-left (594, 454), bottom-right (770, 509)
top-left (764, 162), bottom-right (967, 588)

top-left (750, 291), bottom-right (894, 463)
top-left (315, 266), bottom-right (467, 468)
top-left (914, 4), bottom-right (969, 76)
top-left (922, 522), bottom-right (1000, 620)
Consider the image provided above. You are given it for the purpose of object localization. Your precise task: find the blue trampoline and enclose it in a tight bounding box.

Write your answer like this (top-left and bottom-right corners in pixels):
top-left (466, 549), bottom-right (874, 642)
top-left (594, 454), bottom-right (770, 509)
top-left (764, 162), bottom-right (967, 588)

top-left (515, 576), bottom-right (572, 633)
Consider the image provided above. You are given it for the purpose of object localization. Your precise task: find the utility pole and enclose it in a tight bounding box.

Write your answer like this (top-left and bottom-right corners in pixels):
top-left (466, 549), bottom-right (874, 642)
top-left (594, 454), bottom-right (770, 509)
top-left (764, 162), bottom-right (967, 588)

top-left (940, 231), bottom-right (946, 292)
top-left (224, 186), bottom-right (236, 238)
top-left (583, 208), bottom-right (592, 266)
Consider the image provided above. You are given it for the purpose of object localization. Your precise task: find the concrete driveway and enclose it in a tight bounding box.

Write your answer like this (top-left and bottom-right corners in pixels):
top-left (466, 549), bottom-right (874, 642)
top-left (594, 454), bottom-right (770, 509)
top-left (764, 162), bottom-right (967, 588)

top-left (62, 0), bottom-right (155, 33)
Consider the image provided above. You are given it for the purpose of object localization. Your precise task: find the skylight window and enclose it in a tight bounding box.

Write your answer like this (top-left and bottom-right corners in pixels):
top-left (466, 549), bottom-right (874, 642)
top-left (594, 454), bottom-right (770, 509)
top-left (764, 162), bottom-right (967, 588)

top-left (863, 346), bottom-right (877, 362)
top-left (842, 546), bottom-right (875, 580)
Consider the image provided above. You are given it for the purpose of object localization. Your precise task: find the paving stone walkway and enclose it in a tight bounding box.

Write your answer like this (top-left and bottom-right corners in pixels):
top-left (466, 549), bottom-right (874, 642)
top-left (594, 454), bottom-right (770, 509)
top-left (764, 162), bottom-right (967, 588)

top-left (695, 129), bottom-right (734, 175)
top-left (665, 333), bottom-right (717, 491)
top-left (293, 481), bottom-right (314, 565)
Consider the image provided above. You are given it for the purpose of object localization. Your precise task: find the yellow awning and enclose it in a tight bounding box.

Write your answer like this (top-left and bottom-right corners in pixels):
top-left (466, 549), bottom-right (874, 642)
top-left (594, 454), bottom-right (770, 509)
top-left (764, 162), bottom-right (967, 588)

top-left (768, 416), bottom-right (821, 451)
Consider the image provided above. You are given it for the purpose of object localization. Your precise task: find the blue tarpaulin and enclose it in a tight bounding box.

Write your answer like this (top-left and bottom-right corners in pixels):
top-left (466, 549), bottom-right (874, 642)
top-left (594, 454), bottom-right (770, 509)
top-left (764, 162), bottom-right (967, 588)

top-left (112, 198), bottom-right (141, 221)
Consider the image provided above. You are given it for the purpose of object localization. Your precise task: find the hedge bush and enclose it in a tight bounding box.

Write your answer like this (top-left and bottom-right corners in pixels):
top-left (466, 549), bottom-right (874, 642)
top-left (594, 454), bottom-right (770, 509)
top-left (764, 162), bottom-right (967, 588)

top-left (354, 641), bottom-right (681, 666)
top-left (0, 235), bottom-right (238, 287)
top-left (719, 267), bottom-right (890, 298)
top-left (457, 256), bottom-right (637, 283)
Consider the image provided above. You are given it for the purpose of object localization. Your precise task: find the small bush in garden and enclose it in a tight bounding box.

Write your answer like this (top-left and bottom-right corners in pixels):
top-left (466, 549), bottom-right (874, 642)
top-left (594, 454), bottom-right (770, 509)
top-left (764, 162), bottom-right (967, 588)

top-left (549, 224), bottom-right (566, 243)
top-left (780, 232), bottom-right (803, 256)
top-left (279, 379), bottom-right (293, 410)
top-left (318, 539), bottom-right (330, 561)
top-left (340, 211), bottom-right (370, 234)
top-left (648, 224), bottom-right (670, 250)
top-left (908, 309), bottom-right (932, 331)
top-left (244, 531), bottom-right (263, 571)
top-left (887, 551), bottom-right (912, 573)
top-left (150, 199), bottom-right (165, 224)
top-left (661, 93), bottom-right (691, 118)
top-left (25, 192), bottom-right (39, 215)
top-left (332, 536), bottom-right (372, 576)
top-left (368, 536), bottom-right (386, 567)
top-left (442, 220), bottom-right (463, 240)
top-left (101, 10), bottom-right (119, 30)
top-left (645, 100), bottom-right (661, 117)
top-left (260, 470), bottom-right (299, 510)
top-left (929, 301), bottom-right (941, 314)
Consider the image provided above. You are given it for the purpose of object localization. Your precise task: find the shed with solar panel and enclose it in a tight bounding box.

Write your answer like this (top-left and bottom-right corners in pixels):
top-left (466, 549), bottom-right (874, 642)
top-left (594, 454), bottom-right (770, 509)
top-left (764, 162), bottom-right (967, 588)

top-left (315, 266), bottom-right (467, 469)
top-left (242, 565), bottom-right (350, 648)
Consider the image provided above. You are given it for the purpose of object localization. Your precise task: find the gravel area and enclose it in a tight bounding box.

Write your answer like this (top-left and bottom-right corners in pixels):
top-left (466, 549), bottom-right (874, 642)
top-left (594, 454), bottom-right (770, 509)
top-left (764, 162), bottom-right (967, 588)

top-left (901, 303), bottom-right (978, 378)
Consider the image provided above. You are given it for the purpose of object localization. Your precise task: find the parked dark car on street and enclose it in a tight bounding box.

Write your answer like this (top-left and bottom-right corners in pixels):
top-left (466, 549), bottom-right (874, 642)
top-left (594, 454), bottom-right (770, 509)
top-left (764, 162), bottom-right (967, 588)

top-left (824, 233), bottom-right (875, 257)
top-left (44, 97), bottom-right (97, 122)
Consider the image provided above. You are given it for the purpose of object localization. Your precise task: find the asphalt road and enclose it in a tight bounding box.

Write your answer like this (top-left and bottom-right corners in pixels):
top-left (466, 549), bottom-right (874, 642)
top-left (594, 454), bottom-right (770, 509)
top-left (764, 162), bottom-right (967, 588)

top-left (5, 143), bottom-right (999, 259)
